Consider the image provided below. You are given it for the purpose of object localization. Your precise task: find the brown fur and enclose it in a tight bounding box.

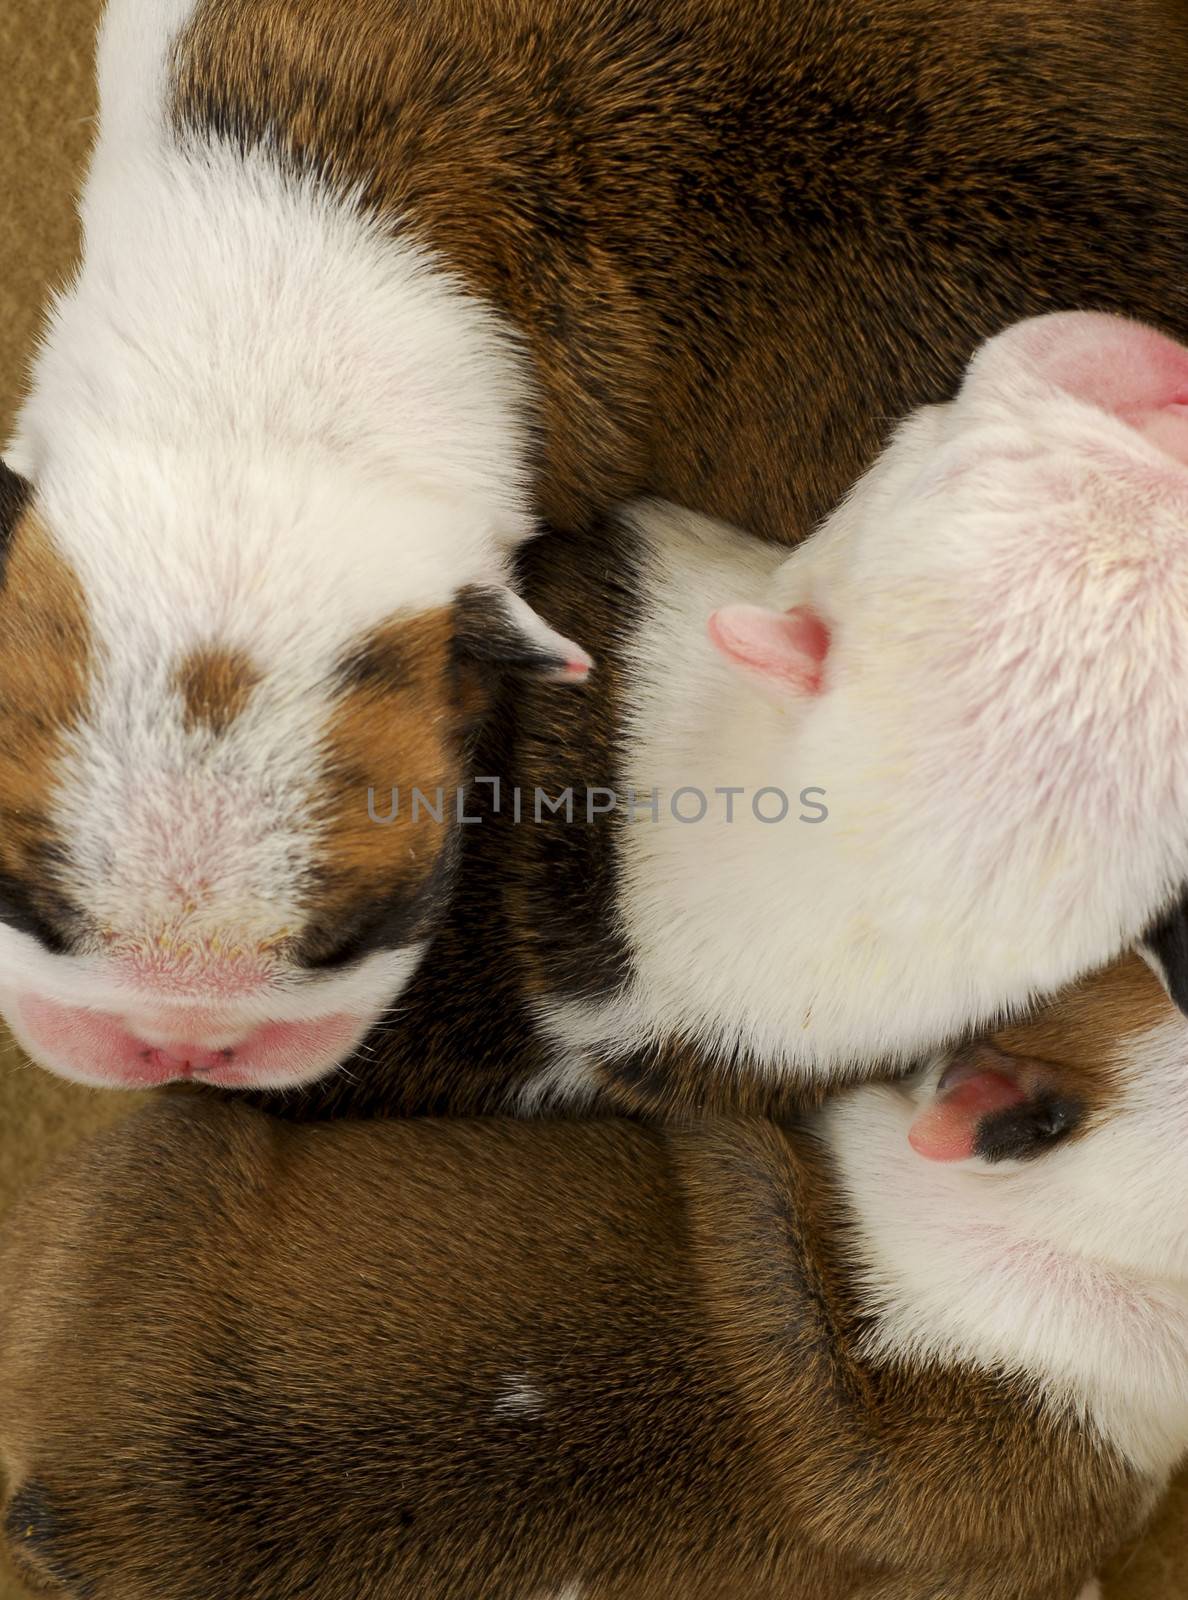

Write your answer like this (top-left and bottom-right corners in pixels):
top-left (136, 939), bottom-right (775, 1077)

top-left (0, 1077), bottom-right (1150, 1598)
top-left (301, 608), bottom-right (470, 962)
top-left (995, 953), bottom-right (1169, 1069)
top-left (173, 645), bottom-right (259, 736)
top-left (172, 0), bottom-right (1188, 1118)
top-left (0, 506), bottom-right (90, 942)
top-left (985, 953), bottom-right (1170, 1137)
top-left (173, 0), bottom-right (1188, 545)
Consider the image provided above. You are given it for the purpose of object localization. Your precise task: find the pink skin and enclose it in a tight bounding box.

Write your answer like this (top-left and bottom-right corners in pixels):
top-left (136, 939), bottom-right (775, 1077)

top-left (15, 993), bottom-right (367, 1090)
top-left (908, 1062), bottom-right (1027, 1163)
top-left (707, 604), bottom-right (831, 694)
top-left (1000, 310), bottom-right (1188, 465)
top-left (708, 316), bottom-right (1188, 703)
top-left (543, 650), bottom-right (594, 684)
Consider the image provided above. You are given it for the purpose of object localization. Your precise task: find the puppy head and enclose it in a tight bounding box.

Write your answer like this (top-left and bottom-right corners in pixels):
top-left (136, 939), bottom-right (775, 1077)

top-left (904, 954), bottom-right (1188, 1278)
top-left (709, 310), bottom-right (1188, 1027)
top-left (904, 959), bottom-right (1151, 1168)
top-left (0, 456), bottom-right (589, 1092)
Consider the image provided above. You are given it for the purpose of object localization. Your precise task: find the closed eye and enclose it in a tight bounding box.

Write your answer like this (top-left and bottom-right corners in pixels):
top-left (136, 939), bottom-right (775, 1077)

top-left (299, 848), bottom-right (457, 972)
top-left (0, 870), bottom-right (74, 953)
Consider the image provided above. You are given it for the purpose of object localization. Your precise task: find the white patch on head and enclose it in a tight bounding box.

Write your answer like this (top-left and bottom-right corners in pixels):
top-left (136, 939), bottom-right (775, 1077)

top-left (1077, 1582), bottom-right (1102, 1600)
top-left (493, 1375), bottom-right (547, 1418)
top-left (573, 314), bottom-right (1188, 1082)
top-left (824, 1009), bottom-right (1188, 1479)
top-left (1, 0), bottom-right (538, 1088)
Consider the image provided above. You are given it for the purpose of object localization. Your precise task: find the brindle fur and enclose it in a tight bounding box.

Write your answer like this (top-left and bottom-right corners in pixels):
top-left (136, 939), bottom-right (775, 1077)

top-left (172, 0), bottom-right (1188, 546)
top-left (0, 1092), bottom-right (1146, 1599)
top-left (169, 0), bottom-right (1188, 1119)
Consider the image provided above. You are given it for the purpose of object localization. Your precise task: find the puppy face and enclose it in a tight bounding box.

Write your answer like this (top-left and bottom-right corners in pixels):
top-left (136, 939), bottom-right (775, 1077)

top-left (907, 954), bottom-right (1188, 1280)
top-left (0, 460), bottom-right (588, 1091)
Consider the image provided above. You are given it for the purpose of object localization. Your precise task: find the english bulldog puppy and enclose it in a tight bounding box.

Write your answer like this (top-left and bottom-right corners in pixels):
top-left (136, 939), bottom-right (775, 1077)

top-left (1, 956), bottom-right (1180, 1599)
top-left (4, 0), bottom-right (1188, 1095)
top-left (277, 312), bottom-right (1188, 1119)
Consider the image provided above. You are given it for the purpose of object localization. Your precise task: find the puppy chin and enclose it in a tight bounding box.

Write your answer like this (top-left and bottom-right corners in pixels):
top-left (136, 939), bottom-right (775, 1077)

top-left (0, 995), bottom-right (377, 1093)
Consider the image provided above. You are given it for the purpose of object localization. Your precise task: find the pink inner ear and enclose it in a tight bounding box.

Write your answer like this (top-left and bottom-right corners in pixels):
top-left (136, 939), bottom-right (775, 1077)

top-left (545, 651), bottom-right (594, 684)
top-left (908, 1062), bottom-right (1028, 1163)
top-left (997, 312), bottom-right (1188, 463)
top-left (707, 604), bottom-right (830, 695)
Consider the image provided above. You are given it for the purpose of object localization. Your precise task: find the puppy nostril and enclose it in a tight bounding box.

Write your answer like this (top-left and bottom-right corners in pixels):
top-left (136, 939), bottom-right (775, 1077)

top-left (140, 1043), bottom-right (237, 1076)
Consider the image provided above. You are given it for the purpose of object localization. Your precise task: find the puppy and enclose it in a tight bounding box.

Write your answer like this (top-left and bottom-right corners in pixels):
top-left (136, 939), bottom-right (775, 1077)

top-left (277, 311), bottom-right (1188, 1119)
top-left (4, 0), bottom-right (1188, 1094)
top-left (2, 955), bottom-right (1181, 1598)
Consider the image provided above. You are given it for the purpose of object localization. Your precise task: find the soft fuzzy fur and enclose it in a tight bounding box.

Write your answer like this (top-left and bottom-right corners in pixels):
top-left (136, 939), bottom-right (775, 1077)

top-left (589, 312), bottom-right (1188, 1079)
top-left (5, 0), bottom-right (1188, 1097)
top-left (271, 313), bottom-right (1188, 1118)
top-left (2, 957), bottom-right (1185, 1597)
top-left (0, 0), bottom-right (583, 1092)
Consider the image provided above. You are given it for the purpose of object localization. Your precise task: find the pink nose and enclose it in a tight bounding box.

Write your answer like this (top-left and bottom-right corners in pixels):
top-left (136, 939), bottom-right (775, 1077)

top-left (141, 1043), bottom-right (236, 1076)
top-left (14, 993), bottom-right (371, 1090)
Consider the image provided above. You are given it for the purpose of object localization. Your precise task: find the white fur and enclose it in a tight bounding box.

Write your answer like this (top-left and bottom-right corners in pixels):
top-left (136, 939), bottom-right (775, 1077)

top-left (514, 996), bottom-right (632, 1112)
top-left (550, 317), bottom-right (1188, 1084)
top-left (1, 0), bottom-right (540, 1081)
top-left (824, 1013), bottom-right (1188, 1478)
top-left (493, 1376), bottom-right (547, 1418)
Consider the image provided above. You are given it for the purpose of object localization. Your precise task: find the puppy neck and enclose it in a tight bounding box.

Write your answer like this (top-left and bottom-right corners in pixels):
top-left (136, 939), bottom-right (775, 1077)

top-left (821, 1041), bottom-right (1188, 1480)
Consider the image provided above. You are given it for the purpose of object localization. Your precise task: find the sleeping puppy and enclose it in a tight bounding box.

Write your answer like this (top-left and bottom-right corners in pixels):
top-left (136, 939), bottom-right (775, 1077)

top-left (1, 955), bottom-right (1181, 1599)
top-left (5, 0), bottom-right (1188, 1096)
top-left (277, 310), bottom-right (1188, 1119)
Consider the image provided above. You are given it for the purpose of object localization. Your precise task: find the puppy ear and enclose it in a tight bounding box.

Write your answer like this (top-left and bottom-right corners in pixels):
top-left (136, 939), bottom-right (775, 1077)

top-left (453, 585), bottom-right (593, 683)
top-left (976, 311), bottom-right (1188, 465)
top-left (1141, 890), bottom-right (1188, 1018)
top-left (908, 1043), bottom-right (1085, 1165)
top-left (707, 604), bottom-right (830, 696)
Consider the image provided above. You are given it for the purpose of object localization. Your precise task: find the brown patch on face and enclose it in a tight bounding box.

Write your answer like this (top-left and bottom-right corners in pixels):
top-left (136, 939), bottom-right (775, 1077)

top-left (304, 608), bottom-right (472, 963)
top-left (996, 953), bottom-right (1170, 1063)
top-left (174, 645), bottom-right (260, 736)
top-left (985, 954), bottom-right (1173, 1137)
top-left (0, 505), bottom-right (91, 929)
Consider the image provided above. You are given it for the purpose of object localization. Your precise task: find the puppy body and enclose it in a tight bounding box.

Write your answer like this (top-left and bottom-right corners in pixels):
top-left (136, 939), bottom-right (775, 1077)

top-left (5, 0), bottom-right (1188, 1093)
top-left (2, 959), bottom-right (1181, 1598)
top-left (284, 313), bottom-right (1188, 1119)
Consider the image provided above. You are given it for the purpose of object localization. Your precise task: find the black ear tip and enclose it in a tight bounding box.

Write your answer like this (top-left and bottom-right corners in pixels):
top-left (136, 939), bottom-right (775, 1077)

top-left (1142, 890), bottom-right (1188, 1018)
top-left (452, 584), bottom-right (591, 681)
top-left (972, 1092), bottom-right (1084, 1163)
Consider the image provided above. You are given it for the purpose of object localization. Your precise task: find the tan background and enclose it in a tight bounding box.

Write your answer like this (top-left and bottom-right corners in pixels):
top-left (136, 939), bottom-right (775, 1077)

top-left (0, 2), bottom-right (1185, 1595)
